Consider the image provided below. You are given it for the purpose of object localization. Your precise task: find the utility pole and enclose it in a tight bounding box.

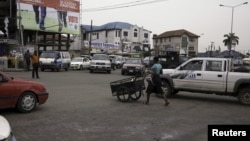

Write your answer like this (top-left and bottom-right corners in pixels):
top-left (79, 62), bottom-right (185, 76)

top-left (89, 20), bottom-right (92, 56)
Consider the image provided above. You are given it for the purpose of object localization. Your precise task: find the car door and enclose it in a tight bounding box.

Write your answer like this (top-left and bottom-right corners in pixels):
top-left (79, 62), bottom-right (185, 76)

top-left (172, 59), bottom-right (204, 91)
top-left (0, 75), bottom-right (16, 108)
top-left (202, 60), bottom-right (226, 92)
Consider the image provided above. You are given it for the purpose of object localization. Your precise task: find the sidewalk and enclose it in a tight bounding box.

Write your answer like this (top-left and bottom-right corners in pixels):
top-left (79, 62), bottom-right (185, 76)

top-left (0, 68), bottom-right (25, 72)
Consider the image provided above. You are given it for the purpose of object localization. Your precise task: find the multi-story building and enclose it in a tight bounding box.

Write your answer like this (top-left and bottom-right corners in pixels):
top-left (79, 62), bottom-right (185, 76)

top-left (152, 29), bottom-right (200, 57)
top-left (78, 22), bottom-right (152, 54)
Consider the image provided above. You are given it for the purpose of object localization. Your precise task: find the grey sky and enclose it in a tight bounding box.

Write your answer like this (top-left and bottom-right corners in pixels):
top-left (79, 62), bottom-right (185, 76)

top-left (81, 0), bottom-right (250, 53)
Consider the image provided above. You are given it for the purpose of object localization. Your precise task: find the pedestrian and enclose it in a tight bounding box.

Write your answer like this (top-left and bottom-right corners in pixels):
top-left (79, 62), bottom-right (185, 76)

top-left (143, 56), bottom-right (170, 106)
top-left (30, 50), bottom-right (40, 79)
top-left (24, 50), bottom-right (31, 71)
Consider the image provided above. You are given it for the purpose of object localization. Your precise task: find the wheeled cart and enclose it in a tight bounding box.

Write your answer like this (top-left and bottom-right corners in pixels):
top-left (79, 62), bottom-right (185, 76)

top-left (110, 75), bottom-right (145, 102)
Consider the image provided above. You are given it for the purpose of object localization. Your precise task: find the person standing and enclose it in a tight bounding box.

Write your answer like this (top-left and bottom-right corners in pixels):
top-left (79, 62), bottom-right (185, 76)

top-left (24, 50), bottom-right (31, 71)
top-left (144, 56), bottom-right (170, 106)
top-left (30, 50), bottom-right (40, 79)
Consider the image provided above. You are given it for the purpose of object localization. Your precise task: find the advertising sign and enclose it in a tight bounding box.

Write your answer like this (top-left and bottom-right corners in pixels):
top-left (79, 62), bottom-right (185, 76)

top-left (17, 0), bottom-right (80, 34)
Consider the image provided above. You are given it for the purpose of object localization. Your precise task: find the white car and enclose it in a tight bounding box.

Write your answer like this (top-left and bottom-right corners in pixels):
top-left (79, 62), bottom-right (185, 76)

top-left (89, 54), bottom-right (111, 73)
top-left (0, 115), bottom-right (16, 141)
top-left (70, 57), bottom-right (90, 70)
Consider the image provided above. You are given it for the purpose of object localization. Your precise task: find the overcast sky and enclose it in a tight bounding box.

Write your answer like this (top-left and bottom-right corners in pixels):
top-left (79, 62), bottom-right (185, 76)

top-left (81, 0), bottom-right (250, 53)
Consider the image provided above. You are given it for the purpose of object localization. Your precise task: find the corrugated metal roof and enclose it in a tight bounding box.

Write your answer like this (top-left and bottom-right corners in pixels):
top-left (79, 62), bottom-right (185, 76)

top-left (82, 22), bottom-right (133, 32)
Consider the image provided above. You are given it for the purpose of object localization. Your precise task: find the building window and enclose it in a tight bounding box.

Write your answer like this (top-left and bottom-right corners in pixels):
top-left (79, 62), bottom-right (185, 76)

top-left (134, 32), bottom-right (137, 37)
top-left (189, 37), bottom-right (195, 42)
top-left (123, 31), bottom-right (128, 36)
top-left (189, 46), bottom-right (194, 51)
top-left (105, 31), bottom-right (108, 37)
top-left (169, 37), bottom-right (171, 42)
top-left (134, 29), bottom-right (138, 37)
top-left (144, 33), bottom-right (148, 38)
top-left (182, 37), bottom-right (188, 47)
top-left (97, 33), bottom-right (99, 39)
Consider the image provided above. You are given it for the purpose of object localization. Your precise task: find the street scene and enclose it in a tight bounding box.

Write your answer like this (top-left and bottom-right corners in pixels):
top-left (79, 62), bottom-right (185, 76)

top-left (1, 70), bottom-right (250, 141)
top-left (0, 0), bottom-right (250, 141)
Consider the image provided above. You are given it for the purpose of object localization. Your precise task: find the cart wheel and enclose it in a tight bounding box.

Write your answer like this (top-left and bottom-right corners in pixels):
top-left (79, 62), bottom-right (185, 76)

top-left (130, 87), bottom-right (142, 101)
top-left (117, 86), bottom-right (130, 102)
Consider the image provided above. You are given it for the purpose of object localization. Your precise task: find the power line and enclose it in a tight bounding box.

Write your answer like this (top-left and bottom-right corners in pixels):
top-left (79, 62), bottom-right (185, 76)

top-left (83, 0), bottom-right (168, 12)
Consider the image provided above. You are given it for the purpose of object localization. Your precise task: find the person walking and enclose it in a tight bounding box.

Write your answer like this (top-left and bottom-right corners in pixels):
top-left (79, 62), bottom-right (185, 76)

top-left (24, 50), bottom-right (31, 71)
top-left (30, 50), bottom-right (40, 79)
top-left (143, 56), bottom-right (170, 106)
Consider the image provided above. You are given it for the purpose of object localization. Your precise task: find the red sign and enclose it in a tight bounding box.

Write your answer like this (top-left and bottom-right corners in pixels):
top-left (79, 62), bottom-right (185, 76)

top-left (19, 0), bottom-right (80, 12)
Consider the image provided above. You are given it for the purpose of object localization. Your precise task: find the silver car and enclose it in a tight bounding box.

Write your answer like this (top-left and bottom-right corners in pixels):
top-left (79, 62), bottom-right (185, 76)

top-left (70, 57), bottom-right (90, 70)
top-left (121, 58), bottom-right (145, 75)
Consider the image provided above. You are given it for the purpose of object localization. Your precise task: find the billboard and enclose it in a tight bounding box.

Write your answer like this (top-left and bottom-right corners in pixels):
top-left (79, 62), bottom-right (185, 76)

top-left (17, 0), bottom-right (80, 34)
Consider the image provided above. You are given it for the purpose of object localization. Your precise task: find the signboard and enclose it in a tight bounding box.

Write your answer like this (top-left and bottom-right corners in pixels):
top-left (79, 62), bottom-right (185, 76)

top-left (17, 0), bottom-right (80, 34)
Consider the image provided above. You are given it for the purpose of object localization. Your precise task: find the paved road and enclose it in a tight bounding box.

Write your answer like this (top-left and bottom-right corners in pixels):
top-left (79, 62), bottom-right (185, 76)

top-left (1, 69), bottom-right (250, 141)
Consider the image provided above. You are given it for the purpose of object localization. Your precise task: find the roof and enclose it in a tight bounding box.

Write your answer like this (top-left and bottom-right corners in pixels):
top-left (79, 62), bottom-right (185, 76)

top-left (153, 29), bottom-right (199, 39)
top-left (82, 22), bottom-right (133, 32)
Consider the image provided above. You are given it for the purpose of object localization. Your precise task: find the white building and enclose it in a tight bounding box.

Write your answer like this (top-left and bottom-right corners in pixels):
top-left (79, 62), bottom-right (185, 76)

top-left (78, 22), bottom-right (152, 54)
top-left (152, 29), bottom-right (200, 57)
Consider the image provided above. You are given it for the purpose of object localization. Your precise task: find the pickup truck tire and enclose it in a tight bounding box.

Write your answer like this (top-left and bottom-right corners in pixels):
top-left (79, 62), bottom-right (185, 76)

top-left (238, 88), bottom-right (250, 105)
top-left (156, 80), bottom-right (172, 98)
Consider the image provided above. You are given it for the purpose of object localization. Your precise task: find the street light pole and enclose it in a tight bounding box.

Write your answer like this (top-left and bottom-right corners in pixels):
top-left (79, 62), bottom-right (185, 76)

top-left (219, 2), bottom-right (248, 57)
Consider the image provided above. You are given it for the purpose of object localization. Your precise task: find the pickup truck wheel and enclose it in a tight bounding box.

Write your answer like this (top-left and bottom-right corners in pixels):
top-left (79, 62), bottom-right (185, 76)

top-left (160, 80), bottom-right (172, 98)
top-left (238, 88), bottom-right (250, 105)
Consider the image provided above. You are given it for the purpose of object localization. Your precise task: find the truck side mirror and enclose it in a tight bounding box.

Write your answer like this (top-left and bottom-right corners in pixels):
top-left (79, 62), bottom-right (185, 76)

top-left (179, 66), bottom-right (183, 70)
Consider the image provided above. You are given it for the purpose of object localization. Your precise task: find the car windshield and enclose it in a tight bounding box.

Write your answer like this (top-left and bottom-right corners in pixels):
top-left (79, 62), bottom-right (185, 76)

top-left (126, 59), bottom-right (141, 64)
top-left (40, 52), bottom-right (57, 58)
top-left (93, 54), bottom-right (109, 60)
top-left (71, 57), bottom-right (82, 62)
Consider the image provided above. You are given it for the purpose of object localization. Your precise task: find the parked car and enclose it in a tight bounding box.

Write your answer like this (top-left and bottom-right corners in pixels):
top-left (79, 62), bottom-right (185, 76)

top-left (0, 71), bottom-right (49, 113)
top-left (89, 54), bottom-right (111, 73)
top-left (70, 57), bottom-right (90, 70)
top-left (0, 115), bottom-right (16, 141)
top-left (109, 55), bottom-right (126, 69)
top-left (121, 58), bottom-right (145, 75)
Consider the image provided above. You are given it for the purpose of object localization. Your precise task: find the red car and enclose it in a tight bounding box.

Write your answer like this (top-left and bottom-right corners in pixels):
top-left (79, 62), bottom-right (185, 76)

top-left (0, 71), bottom-right (49, 113)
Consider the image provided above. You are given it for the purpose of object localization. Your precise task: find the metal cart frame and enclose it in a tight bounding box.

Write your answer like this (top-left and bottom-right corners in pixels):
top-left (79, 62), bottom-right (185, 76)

top-left (110, 75), bottom-right (145, 102)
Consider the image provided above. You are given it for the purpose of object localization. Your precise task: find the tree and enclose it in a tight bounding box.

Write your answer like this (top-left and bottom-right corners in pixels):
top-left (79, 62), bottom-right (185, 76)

top-left (223, 33), bottom-right (239, 51)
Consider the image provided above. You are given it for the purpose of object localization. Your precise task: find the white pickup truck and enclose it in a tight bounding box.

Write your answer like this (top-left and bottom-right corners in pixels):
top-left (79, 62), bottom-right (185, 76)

top-left (160, 57), bottom-right (250, 105)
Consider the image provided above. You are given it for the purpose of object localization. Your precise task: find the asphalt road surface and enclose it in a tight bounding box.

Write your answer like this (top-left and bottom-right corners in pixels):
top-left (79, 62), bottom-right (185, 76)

top-left (1, 69), bottom-right (250, 141)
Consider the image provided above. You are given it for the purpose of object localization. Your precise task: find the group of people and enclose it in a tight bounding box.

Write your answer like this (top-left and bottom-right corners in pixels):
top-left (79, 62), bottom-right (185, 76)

top-left (24, 50), bottom-right (40, 79)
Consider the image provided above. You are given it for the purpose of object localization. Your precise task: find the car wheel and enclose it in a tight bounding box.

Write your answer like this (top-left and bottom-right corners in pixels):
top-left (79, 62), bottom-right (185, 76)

top-left (121, 71), bottom-right (125, 75)
top-left (90, 69), bottom-right (93, 73)
top-left (80, 65), bottom-right (83, 70)
top-left (161, 80), bottom-right (172, 97)
top-left (238, 88), bottom-right (250, 105)
top-left (17, 92), bottom-right (37, 113)
top-left (41, 68), bottom-right (45, 71)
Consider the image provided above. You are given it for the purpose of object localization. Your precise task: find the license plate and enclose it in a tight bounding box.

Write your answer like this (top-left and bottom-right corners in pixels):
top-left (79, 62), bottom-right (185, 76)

top-left (129, 70), bottom-right (133, 72)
